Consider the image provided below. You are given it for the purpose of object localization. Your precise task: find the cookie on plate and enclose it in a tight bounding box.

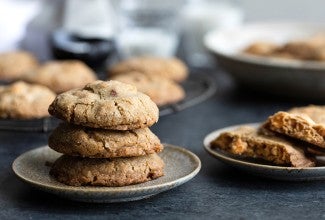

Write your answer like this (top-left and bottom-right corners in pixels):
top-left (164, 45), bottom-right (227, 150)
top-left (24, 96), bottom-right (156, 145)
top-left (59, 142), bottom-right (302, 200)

top-left (210, 126), bottom-right (315, 167)
top-left (0, 81), bottom-right (56, 119)
top-left (49, 123), bottom-right (163, 158)
top-left (23, 60), bottom-right (97, 93)
top-left (48, 80), bottom-right (159, 130)
top-left (0, 51), bottom-right (38, 81)
top-left (110, 71), bottom-right (185, 106)
top-left (50, 153), bottom-right (165, 186)
top-left (264, 106), bottom-right (325, 148)
top-left (108, 57), bottom-right (188, 82)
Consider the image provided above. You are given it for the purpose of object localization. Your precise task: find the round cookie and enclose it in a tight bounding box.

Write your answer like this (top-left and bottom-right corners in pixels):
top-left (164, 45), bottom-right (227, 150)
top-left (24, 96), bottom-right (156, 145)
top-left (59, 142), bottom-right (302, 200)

top-left (110, 71), bottom-right (185, 106)
top-left (48, 80), bottom-right (159, 130)
top-left (49, 123), bottom-right (163, 158)
top-left (23, 60), bottom-right (97, 93)
top-left (0, 51), bottom-right (38, 81)
top-left (0, 81), bottom-right (56, 119)
top-left (108, 57), bottom-right (188, 82)
top-left (50, 153), bottom-right (165, 186)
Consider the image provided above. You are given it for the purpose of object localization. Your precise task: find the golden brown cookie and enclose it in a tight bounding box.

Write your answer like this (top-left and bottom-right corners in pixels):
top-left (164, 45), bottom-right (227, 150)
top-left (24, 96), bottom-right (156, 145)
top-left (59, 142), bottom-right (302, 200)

top-left (264, 106), bottom-right (325, 148)
top-left (0, 51), bottom-right (38, 81)
top-left (48, 80), bottom-right (159, 130)
top-left (281, 41), bottom-right (319, 60)
top-left (110, 71), bottom-right (185, 106)
top-left (243, 42), bottom-right (278, 56)
top-left (210, 126), bottom-right (315, 167)
top-left (48, 123), bottom-right (163, 158)
top-left (0, 81), bottom-right (56, 119)
top-left (108, 57), bottom-right (188, 82)
top-left (23, 60), bottom-right (97, 93)
top-left (50, 153), bottom-right (165, 186)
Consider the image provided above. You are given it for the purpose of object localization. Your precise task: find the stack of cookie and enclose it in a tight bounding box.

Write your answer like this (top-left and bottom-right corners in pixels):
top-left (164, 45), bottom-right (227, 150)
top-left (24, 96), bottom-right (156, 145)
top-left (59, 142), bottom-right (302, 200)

top-left (211, 105), bottom-right (325, 168)
top-left (47, 80), bottom-right (165, 186)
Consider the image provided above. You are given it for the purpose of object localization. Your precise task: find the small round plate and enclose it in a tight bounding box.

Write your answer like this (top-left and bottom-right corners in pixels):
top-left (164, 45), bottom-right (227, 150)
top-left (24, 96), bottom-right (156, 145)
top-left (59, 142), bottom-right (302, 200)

top-left (203, 123), bottom-right (325, 181)
top-left (12, 144), bottom-right (201, 203)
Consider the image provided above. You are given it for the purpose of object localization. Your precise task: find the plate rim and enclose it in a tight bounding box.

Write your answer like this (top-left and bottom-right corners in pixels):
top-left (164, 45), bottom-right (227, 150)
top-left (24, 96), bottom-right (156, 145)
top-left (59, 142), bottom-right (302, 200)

top-left (204, 22), bottom-right (325, 70)
top-left (203, 122), bottom-right (325, 171)
top-left (12, 144), bottom-right (201, 194)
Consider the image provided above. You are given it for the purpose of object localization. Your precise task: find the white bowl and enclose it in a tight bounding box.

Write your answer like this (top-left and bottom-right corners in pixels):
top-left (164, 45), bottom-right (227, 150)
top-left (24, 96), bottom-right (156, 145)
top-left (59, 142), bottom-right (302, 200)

top-left (204, 22), bottom-right (325, 99)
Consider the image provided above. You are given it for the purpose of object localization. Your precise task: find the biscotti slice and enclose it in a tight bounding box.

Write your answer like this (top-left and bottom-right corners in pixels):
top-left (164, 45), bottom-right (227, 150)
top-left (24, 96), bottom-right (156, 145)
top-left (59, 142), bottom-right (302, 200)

top-left (50, 153), bottom-right (164, 186)
top-left (48, 80), bottom-right (159, 130)
top-left (48, 123), bottom-right (163, 158)
top-left (210, 126), bottom-right (315, 167)
top-left (264, 106), bottom-right (325, 148)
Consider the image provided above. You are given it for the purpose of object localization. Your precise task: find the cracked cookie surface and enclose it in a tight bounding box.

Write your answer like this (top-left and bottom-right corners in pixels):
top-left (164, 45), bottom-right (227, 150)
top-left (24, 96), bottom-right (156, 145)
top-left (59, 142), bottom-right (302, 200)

top-left (0, 81), bottom-right (56, 119)
top-left (110, 71), bottom-right (185, 106)
top-left (48, 80), bottom-right (159, 130)
top-left (210, 126), bottom-right (315, 167)
top-left (23, 60), bottom-right (97, 93)
top-left (108, 57), bottom-right (188, 82)
top-left (49, 123), bottom-right (163, 158)
top-left (264, 106), bottom-right (325, 148)
top-left (50, 153), bottom-right (165, 186)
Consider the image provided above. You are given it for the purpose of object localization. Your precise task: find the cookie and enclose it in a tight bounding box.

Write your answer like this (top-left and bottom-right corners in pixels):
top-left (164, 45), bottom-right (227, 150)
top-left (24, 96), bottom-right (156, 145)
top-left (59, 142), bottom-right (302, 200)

top-left (108, 57), bottom-right (188, 82)
top-left (210, 126), bottom-right (315, 167)
top-left (281, 41), bottom-right (319, 60)
top-left (110, 71), bottom-right (185, 106)
top-left (23, 60), bottom-right (97, 93)
top-left (50, 153), bottom-right (164, 186)
top-left (48, 80), bottom-right (159, 130)
top-left (49, 123), bottom-right (163, 158)
top-left (0, 81), bottom-right (56, 119)
top-left (0, 51), bottom-right (38, 81)
top-left (264, 106), bottom-right (325, 148)
top-left (244, 42), bottom-right (278, 56)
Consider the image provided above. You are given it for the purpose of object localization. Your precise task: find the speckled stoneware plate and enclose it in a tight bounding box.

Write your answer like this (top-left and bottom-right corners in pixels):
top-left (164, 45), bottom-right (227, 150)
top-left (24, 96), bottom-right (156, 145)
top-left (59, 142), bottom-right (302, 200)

top-left (204, 22), bottom-right (325, 100)
top-left (12, 144), bottom-right (201, 203)
top-left (204, 123), bottom-right (325, 181)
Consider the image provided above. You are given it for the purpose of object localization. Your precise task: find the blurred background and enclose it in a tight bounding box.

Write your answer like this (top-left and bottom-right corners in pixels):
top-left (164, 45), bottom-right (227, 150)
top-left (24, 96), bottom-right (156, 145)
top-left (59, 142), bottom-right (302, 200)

top-left (2, 0), bottom-right (325, 100)
top-left (3, 0), bottom-right (325, 64)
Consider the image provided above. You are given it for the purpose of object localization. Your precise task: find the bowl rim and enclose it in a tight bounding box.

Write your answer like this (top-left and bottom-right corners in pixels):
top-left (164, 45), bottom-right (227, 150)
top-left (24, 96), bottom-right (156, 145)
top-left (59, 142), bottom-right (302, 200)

top-left (204, 21), bottom-right (325, 71)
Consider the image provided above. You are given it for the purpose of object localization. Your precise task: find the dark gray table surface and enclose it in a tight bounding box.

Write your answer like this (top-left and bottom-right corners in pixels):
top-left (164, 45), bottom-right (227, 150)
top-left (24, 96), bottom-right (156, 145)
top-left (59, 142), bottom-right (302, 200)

top-left (1, 65), bottom-right (324, 220)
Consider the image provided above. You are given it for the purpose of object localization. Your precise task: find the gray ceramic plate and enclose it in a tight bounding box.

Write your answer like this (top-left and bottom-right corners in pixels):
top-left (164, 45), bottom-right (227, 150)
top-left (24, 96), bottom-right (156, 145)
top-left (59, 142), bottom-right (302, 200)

top-left (12, 144), bottom-right (201, 203)
top-left (203, 123), bottom-right (325, 181)
top-left (204, 22), bottom-right (325, 100)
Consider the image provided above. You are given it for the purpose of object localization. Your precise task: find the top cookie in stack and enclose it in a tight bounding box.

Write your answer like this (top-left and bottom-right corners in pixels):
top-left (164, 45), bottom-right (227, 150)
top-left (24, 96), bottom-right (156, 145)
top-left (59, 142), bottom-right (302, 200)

top-left (48, 80), bottom-right (165, 187)
top-left (49, 80), bottom-right (159, 130)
